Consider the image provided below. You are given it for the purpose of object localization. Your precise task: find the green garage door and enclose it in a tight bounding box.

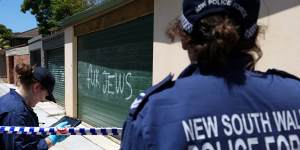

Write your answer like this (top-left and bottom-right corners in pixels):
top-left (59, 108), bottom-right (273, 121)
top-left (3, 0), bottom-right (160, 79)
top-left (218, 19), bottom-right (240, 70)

top-left (0, 54), bottom-right (6, 78)
top-left (78, 15), bottom-right (153, 127)
top-left (30, 50), bottom-right (41, 66)
top-left (46, 48), bottom-right (65, 106)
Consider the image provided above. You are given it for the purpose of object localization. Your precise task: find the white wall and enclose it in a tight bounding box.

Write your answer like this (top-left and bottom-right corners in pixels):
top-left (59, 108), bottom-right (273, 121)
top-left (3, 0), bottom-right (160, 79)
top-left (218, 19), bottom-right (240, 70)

top-left (5, 46), bottom-right (29, 56)
top-left (257, 0), bottom-right (300, 76)
top-left (153, 0), bottom-right (300, 84)
top-left (153, 0), bottom-right (188, 84)
top-left (64, 26), bottom-right (78, 117)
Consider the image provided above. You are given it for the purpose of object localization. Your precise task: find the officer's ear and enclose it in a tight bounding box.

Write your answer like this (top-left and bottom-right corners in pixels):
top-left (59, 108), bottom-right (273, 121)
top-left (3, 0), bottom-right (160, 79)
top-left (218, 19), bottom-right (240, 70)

top-left (181, 33), bottom-right (191, 50)
top-left (31, 82), bottom-right (43, 94)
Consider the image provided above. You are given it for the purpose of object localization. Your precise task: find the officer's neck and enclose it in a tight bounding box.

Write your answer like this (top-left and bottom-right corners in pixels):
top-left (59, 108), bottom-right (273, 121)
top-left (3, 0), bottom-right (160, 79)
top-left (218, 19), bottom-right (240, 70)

top-left (15, 86), bottom-right (34, 107)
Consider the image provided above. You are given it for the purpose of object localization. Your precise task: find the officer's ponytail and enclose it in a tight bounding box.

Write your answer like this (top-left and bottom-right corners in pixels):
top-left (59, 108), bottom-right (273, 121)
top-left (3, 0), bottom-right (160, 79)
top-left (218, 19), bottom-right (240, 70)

top-left (167, 14), bottom-right (262, 76)
top-left (15, 63), bottom-right (37, 88)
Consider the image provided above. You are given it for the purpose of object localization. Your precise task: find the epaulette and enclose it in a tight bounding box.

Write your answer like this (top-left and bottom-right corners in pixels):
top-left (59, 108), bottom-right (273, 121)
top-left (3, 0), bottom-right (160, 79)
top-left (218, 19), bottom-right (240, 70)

top-left (266, 69), bottom-right (300, 81)
top-left (129, 74), bottom-right (174, 119)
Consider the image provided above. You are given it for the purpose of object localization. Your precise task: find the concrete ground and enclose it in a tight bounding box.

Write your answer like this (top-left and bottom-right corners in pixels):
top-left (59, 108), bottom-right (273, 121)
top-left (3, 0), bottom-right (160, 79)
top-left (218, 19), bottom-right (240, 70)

top-left (0, 83), bottom-right (120, 150)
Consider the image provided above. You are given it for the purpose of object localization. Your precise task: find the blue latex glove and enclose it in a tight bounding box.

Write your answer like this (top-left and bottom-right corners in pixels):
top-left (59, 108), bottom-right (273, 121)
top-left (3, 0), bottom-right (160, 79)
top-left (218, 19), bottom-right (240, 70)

top-left (47, 121), bottom-right (69, 145)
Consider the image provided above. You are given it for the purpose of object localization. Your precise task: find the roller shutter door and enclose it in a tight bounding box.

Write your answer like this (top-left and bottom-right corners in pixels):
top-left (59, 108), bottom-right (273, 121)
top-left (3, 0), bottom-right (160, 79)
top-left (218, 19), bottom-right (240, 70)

top-left (77, 15), bottom-right (153, 127)
top-left (46, 48), bottom-right (65, 106)
top-left (30, 50), bottom-right (41, 66)
top-left (0, 54), bottom-right (6, 78)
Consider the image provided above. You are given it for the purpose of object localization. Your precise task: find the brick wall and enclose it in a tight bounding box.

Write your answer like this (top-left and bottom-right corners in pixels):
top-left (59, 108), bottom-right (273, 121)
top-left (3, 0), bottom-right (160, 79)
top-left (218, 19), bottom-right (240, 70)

top-left (13, 55), bottom-right (30, 83)
top-left (5, 55), bottom-right (30, 84)
top-left (6, 56), bottom-right (14, 84)
top-left (14, 55), bottom-right (30, 65)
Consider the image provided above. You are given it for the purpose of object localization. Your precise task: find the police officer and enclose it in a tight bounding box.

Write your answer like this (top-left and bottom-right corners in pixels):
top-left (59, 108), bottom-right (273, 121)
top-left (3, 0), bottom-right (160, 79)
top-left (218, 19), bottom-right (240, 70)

top-left (0, 63), bottom-right (68, 150)
top-left (121, 0), bottom-right (300, 149)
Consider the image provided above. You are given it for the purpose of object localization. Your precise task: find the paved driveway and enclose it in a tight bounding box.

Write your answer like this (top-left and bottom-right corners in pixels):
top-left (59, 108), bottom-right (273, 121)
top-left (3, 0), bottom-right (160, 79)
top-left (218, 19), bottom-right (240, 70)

top-left (0, 83), bottom-right (118, 150)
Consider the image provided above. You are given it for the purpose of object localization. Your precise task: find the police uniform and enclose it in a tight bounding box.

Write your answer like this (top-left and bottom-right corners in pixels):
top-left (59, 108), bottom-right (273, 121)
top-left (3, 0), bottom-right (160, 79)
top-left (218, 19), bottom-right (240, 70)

top-left (121, 64), bottom-right (300, 150)
top-left (0, 89), bottom-right (48, 150)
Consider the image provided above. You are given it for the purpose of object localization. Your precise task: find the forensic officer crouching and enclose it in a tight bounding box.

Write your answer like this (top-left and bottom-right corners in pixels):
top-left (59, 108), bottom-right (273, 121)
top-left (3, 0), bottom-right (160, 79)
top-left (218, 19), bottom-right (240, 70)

top-left (121, 0), bottom-right (300, 149)
top-left (0, 64), bottom-right (69, 150)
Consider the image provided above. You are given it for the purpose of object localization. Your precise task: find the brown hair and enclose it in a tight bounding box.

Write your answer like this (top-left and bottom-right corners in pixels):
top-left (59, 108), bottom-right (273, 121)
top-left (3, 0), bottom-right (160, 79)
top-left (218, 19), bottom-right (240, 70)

top-left (15, 63), bottom-right (37, 88)
top-left (167, 14), bottom-right (262, 76)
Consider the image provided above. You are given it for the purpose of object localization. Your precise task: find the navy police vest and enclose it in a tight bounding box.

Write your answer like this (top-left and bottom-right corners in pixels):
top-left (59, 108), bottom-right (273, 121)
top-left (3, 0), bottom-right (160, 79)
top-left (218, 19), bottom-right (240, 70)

top-left (121, 64), bottom-right (300, 150)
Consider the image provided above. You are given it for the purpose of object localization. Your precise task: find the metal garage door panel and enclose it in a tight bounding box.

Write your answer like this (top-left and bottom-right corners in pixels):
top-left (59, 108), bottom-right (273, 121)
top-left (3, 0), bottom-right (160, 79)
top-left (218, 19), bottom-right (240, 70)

top-left (78, 15), bottom-right (153, 127)
top-left (30, 50), bottom-right (41, 66)
top-left (46, 48), bottom-right (65, 106)
top-left (0, 54), bottom-right (6, 78)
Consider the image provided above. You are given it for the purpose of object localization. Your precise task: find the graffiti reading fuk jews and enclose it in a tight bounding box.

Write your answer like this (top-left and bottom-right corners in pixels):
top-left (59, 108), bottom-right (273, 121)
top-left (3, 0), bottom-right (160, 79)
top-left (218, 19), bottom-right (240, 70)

top-left (86, 64), bottom-right (133, 100)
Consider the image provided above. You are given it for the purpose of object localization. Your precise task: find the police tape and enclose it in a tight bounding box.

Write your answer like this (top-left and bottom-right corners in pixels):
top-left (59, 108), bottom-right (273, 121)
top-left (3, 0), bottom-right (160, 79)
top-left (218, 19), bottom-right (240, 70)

top-left (0, 126), bottom-right (122, 136)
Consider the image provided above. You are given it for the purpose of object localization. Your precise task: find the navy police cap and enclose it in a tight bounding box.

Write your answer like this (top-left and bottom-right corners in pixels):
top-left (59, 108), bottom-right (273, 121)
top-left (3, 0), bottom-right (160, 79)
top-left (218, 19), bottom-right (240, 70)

top-left (181, 0), bottom-right (260, 39)
top-left (33, 67), bottom-right (56, 102)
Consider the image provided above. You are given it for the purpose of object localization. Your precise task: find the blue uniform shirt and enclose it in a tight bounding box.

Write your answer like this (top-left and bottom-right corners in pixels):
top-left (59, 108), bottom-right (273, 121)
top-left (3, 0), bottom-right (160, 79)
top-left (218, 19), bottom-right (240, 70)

top-left (0, 89), bottom-right (48, 150)
top-left (121, 64), bottom-right (300, 150)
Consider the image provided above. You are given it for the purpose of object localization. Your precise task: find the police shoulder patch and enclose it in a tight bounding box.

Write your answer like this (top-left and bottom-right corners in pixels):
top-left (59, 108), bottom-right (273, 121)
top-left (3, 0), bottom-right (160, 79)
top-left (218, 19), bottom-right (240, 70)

top-left (130, 92), bottom-right (146, 109)
top-left (266, 69), bottom-right (300, 81)
top-left (129, 73), bottom-right (174, 119)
